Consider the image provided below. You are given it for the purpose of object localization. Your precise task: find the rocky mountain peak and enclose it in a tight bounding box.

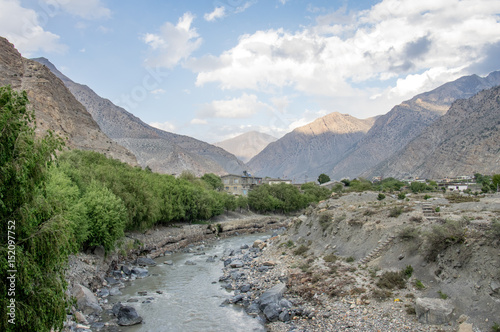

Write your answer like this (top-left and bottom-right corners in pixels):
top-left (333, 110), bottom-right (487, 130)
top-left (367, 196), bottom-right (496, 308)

top-left (214, 131), bottom-right (277, 163)
top-left (33, 56), bottom-right (246, 176)
top-left (0, 37), bottom-right (138, 166)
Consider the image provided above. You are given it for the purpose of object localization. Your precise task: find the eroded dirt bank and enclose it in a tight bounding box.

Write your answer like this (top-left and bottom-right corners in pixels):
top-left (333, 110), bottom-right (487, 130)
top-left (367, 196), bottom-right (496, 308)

top-left (229, 192), bottom-right (500, 332)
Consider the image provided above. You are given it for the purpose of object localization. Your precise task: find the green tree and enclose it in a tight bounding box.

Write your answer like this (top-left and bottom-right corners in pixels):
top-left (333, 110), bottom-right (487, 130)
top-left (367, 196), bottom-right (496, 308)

top-left (0, 86), bottom-right (69, 332)
top-left (201, 173), bottom-right (224, 191)
top-left (492, 174), bottom-right (500, 192)
top-left (301, 182), bottom-right (331, 201)
top-left (81, 181), bottom-right (127, 251)
top-left (318, 173), bottom-right (331, 184)
top-left (410, 181), bottom-right (429, 193)
top-left (341, 178), bottom-right (351, 187)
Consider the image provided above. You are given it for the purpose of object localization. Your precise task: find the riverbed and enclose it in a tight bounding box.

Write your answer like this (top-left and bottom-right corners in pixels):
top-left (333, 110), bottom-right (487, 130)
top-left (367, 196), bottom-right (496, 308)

top-left (111, 233), bottom-right (271, 332)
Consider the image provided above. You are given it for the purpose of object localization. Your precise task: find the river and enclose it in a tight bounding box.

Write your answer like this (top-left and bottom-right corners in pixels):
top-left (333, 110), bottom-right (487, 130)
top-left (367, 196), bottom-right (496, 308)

top-left (111, 232), bottom-right (270, 332)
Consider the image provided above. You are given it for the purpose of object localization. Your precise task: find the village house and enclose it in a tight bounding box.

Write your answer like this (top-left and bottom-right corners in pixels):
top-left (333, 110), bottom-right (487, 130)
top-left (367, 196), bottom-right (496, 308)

top-left (221, 172), bottom-right (262, 196)
top-left (262, 178), bottom-right (292, 185)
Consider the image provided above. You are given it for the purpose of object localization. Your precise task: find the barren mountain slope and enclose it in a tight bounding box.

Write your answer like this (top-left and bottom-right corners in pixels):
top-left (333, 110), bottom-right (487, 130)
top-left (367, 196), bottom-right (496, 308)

top-left (33, 57), bottom-right (246, 176)
top-left (364, 85), bottom-right (500, 179)
top-left (0, 37), bottom-right (137, 165)
top-left (214, 131), bottom-right (277, 163)
top-left (247, 112), bottom-right (376, 181)
top-left (330, 71), bottom-right (500, 180)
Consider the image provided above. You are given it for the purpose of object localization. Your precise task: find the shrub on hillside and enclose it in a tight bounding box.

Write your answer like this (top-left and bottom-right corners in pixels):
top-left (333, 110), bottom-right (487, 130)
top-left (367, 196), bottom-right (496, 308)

top-left (423, 219), bottom-right (466, 262)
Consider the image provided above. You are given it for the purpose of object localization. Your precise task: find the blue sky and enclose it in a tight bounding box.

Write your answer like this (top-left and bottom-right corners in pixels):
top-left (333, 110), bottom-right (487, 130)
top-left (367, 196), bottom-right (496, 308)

top-left (1, 0), bottom-right (500, 143)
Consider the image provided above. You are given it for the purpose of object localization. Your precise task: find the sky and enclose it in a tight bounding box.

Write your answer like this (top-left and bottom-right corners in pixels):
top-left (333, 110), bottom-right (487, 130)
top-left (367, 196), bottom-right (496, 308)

top-left (1, 0), bottom-right (500, 143)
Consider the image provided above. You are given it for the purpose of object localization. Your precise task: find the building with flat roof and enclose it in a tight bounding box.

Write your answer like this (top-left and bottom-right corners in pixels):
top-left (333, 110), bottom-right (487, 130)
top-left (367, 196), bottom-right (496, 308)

top-left (221, 172), bottom-right (262, 195)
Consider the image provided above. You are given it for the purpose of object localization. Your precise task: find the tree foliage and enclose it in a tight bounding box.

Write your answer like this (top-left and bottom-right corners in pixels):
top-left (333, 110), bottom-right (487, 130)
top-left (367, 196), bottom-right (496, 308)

top-left (318, 173), bottom-right (331, 184)
top-left (0, 86), bottom-right (68, 332)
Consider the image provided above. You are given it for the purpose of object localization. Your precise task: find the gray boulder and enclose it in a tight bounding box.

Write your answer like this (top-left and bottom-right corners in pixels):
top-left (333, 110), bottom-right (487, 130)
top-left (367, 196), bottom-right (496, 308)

top-left (263, 303), bottom-right (281, 321)
top-left (112, 302), bottom-right (123, 316)
top-left (117, 306), bottom-right (143, 326)
top-left (97, 288), bottom-right (110, 298)
top-left (109, 287), bottom-right (122, 296)
top-left (131, 267), bottom-right (149, 278)
top-left (72, 284), bottom-right (102, 315)
top-left (258, 283), bottom-right (287, 311)
top-left (136, 257), bottom-right (156, 266)
top-left (230, 260), bottom-right (244, 268)
top-left (415, 298), bottom-right (454, 325)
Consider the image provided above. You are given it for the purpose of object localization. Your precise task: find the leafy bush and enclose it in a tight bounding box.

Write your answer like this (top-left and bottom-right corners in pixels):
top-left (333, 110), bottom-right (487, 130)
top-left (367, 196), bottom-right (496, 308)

top-left (301, 182), bottom-right (331, 201)
top-left (410, 182), bottom-right (431, 193)
top-left (414, 279), bottom-right (425, 289)
top-left (81, 181), bottom-right (127, 251)
top-left (399, 227), bottom-right (419, 241)
top-left (294, 245), bottom-right (309, 256)
top-left (398, 192), bottom-right (407, 200)
top-left (389, 206), bottom-right (403, 218)
top-left (377, 271), bottom-right (407, 289)
top-left (423, 219), bottom-right (466, 262)
top-left (323, 254), bottom-right (338, 262)
top-left (438, 290), bottom-right (448, 299)
top-left (377, 193), bottom-right (386, 201)
top-left (345, 256), bottom-right (355, 263)
top-left (402, 265), bottom-right (413, 278)
top-left (447, 194), bottom-right (479, 203)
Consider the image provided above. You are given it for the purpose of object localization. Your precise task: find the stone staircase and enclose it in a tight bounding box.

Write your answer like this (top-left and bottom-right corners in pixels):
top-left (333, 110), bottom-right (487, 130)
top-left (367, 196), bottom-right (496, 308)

top-left (358, 235), bottom-right (396, 265)
top-left (422, 203), bottom-right (440, 222)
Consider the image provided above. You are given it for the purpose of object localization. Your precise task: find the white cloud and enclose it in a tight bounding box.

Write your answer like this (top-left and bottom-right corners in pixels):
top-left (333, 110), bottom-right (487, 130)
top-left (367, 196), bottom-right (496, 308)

top-left (41, 0), bottom-right (111, 19)
top-left (142, 12), bottom-right (202, 68)
top-left (199, 93), bottom-right (272, 119)
top-left (0, 0), bottom-right (66, 56)
top-left (151, 89), bottom-right (166, 95)
top-left (204, 6), bottom-right (225, 22)
top-left (97, 25), bottom-right (112, 34)
top-left (149, 121), bottom-right (176, 132)
top-left (270, 96), bottom-right (290, 113)
top-left (192, 0), bottom-right (500, 108)
top-left (190, 118), bottom-right (208, 125)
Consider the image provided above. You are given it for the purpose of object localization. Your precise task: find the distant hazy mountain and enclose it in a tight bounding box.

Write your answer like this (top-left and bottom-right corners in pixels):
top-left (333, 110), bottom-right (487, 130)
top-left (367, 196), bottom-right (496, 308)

top-left (33, 58), bottom-right (247, 176)
top-left (0, 37), bottom-right (137, 165)
top-left (247, 112), bottom-right (376, 181)
top-left (330, 71), bottom-right (500, 180)
top-left (364, 85), bottom-right (500, 179)
top-left (214, 131), bottom-right (277, 163)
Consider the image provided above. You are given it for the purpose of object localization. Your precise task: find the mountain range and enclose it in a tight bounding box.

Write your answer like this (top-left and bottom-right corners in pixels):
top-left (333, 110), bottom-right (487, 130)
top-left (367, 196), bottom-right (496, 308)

top-left (33, 57), bottom-right (247, 176)
top-left (0, 37), bottom-right (137, 166)
top-left (364, 85), bottom-right (500, 179)
top-left (329, 71), bottom-right (500, 180)
top-left (2, 34), bottom-right (499, 181)
top-left (214, 131), bottom-right (277, 163)
top-left (247, 113), bottom-right (376, 181)
top-left (248, 71), bottom-right (500, 181)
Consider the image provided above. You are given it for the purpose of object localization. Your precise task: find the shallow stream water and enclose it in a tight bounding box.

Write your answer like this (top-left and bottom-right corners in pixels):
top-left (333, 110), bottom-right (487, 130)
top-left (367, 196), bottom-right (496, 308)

top-left (112, 233), bottom-right (270, 332)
